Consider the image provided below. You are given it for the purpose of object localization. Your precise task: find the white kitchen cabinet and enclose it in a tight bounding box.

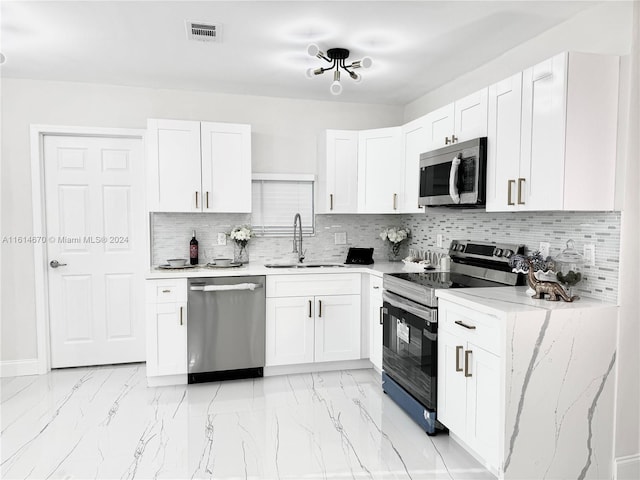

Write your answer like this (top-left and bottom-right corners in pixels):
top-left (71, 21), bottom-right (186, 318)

top-left (265, 274), bottom-right (361, 367)
top-left (368, 275), bottom-right (383, 371)
top-left (147, 119), bottom-right (251, 213)
top-left (486, 73), bottom-right (523, 212)
top-left (423, 88), bottom-right (488, 151)
top-left (145, 279), bottom-right (188, 379)
top-left (399, 117), bottom-right (428, 213)
top-left (318, 130), bottom-right (359, 213)
top-left (438, 302), bottom-right (500, 468)
top-left (358, 127), bottom-right (403, 213)
top-left (487, 52), bottom-right (619, 212)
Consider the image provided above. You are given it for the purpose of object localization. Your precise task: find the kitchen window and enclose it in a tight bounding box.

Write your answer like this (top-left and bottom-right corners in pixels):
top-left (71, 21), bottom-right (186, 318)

top-left (251, 174), bottom-right (315, 236)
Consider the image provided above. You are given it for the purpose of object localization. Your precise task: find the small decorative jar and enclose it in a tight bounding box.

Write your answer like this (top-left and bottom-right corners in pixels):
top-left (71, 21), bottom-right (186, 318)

top-left (555, 239), bottom-right (584, 296)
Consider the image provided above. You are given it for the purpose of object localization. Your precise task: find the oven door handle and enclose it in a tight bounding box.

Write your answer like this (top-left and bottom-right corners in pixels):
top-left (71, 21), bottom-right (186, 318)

top-left (449, 154), bottom-right (461, 204)
top-left (382, 290), bottom-right (436, 323)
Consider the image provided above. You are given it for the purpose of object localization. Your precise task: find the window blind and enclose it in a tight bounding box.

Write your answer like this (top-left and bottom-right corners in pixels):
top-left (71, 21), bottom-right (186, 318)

top-left (251, 179), bottom-right (314, 236)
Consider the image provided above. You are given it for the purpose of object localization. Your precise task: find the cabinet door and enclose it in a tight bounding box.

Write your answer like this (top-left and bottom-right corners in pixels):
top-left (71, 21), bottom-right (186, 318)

top-left (399, 117), bottom-right (427, 213)
top-left (324, 130), bottom-right (359, 213)
top-left (357, 127), bottom-right (402, 213)
top-left (369, 278), bottom-right (383, 371)
top-left (423, 103), bottom-right (455, 151)
top-left (200, 122), bottom-right (251, 213)
top-left (147, 302), bottom-right (187, 376)
top-left (314, 295), bottom-right (361, 362)
top-left (454, 88), bottom-right (488, 142)
top-left (465, 344), bottom-right (500, 469)
top-left (486, 73), bottom-right (523, 212)
top-left (520, 53), bottom-right (566, 211)
top-left (147, 119), bottom-right (202, 212)
top-left (266, 297), bottom-right (315, 366)
top-left (437, 329), bottom-right (467, 435)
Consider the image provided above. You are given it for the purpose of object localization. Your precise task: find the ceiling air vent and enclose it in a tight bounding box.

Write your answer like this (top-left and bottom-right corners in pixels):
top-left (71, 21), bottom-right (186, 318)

top-left (186, 21), bottom-right (221, 42)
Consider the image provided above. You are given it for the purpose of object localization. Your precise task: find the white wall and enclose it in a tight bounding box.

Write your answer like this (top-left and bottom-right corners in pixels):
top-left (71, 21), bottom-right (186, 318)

top-left (404, 2), bottom-right (633, 121)
top-left (0, 79), bottom-right (403, 363)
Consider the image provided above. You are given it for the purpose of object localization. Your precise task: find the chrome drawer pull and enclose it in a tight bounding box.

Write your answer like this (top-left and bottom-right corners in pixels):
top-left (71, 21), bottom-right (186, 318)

top-left (454, 320), bottom-right (476, 330)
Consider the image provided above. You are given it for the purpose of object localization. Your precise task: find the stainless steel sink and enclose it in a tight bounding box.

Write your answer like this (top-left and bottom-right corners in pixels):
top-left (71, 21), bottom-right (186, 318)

top-left (264, 262), bottom-right (346, 269)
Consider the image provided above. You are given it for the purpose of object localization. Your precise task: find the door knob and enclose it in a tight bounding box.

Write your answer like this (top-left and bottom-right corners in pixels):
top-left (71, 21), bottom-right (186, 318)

top-left (49, 260), bottom-right (67, 268)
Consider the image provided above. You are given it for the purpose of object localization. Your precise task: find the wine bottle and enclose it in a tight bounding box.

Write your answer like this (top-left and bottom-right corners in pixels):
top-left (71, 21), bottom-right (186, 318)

top-left (190, 230), bottom-right (198, 265)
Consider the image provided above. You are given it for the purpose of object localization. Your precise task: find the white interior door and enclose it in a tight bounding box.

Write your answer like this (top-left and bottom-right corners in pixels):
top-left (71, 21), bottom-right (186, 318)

top-left (44, 135), bottom-right (146, 368)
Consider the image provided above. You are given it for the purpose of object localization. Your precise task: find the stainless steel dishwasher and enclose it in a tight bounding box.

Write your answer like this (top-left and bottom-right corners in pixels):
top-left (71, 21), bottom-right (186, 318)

top-left (187, 276), bottom-right (265, 384)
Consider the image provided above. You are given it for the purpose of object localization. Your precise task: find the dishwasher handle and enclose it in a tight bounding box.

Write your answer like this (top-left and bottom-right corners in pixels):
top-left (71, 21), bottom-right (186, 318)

top-left (190, 283), bottom-right (263, 292)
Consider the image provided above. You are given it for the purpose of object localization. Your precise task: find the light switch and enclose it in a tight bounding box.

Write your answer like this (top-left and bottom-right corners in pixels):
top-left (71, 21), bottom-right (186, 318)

top-left (584, 244), bottom-right (596, 266)
top-left (217, 233), bottom-right (227, 246)
top-left (335, 232), bottom-right (347, 245)
top-left (436, 234), bottom-right (443, 248)
top-left (539, 242), bottom-right (550, 258)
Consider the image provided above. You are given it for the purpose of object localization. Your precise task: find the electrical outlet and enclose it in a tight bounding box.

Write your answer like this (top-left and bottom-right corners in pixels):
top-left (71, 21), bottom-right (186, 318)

top-left (217, 232), bottom-right (227, 246)
top-left (539, 242), bottom-right (550, 258)
top-left (584, 244), bottom-right (596, 266)
top-left (436, 234), bottom-right (443, 248)
top-left (334, 232), bottom-right (347, 245)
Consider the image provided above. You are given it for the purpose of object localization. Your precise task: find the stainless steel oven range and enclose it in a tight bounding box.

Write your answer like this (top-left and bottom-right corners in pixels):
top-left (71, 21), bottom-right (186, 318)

top-left (381, 240), bottom-right (524, 435)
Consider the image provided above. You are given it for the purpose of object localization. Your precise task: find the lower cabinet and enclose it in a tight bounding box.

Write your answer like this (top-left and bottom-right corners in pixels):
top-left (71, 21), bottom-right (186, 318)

top-left (145, 279), bottom-right (188, 378)
top-left (438, 300), bottom-right (501, 470)
top-left (369, 275), bottom-right (383, 371)
top-left (265, 273), bottom-right (361, 367)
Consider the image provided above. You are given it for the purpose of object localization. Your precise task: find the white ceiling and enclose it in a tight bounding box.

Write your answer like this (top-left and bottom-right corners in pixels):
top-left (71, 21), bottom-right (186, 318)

top-left (0, 1), bottom-right (600, 105)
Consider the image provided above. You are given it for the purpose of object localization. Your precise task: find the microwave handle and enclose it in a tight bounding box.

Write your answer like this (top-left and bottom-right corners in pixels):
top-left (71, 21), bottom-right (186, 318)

top-left (449, 154), bottom-right (461, 204)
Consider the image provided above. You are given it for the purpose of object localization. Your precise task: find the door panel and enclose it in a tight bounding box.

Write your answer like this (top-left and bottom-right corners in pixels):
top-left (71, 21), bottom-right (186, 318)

top-left (266, 297), bottom-right (315, 366)
top-left (45, 135), bottom-right (146, 368)
top-left (454, 88), bottom-right (488, 142)
top-left (314, 295), bottom-right (360, 362)
top-left (437, 330), bottom-right (467, 434)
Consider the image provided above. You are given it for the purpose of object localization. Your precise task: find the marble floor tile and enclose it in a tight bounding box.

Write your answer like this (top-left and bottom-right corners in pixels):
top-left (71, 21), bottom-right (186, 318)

top-left (1, 365), bottom-right (495, 480)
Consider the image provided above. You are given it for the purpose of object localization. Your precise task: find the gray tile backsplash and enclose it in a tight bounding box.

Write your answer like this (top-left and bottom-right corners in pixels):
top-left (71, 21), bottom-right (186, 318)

top-left (152, 210), bottom-right (621, 303)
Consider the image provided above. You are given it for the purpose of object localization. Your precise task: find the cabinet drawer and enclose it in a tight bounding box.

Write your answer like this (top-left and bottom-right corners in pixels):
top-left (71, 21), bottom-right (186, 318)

top-left (146, 279), bottom-right (188, 303)
top-left (439, 300), bottom-right (502, 356)
top-left (267, 273), bottom-right (361, 298)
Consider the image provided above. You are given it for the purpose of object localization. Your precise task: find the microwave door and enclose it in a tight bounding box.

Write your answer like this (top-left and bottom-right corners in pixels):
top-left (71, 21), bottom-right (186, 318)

top-left (420, 159), bottom-right (453, 204)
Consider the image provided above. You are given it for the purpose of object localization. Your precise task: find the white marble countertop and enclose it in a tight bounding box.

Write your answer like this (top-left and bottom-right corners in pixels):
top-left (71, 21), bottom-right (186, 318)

top-left (145, 260), bottom-right (444, 279)
top-left (436, 285), bottom-right (617, 315)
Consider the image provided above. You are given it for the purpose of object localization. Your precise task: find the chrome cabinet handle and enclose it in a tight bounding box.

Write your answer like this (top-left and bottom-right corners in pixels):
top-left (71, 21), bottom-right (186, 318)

top-left (379, 306), bottom-right (384, 325)
top-left (162, 289), bottom-right (171, 293)
top-left (517, 178), bottom-right (525, 205)
top-left (330, 194), bottom-right (334, 211)
top-left (180, 306), bottom-right (184, 326)
top-left (445, 136), bottom-right (451, 145)
top-left (451, 134), bottom-right (458, 143)
top-left (373, 286), bottom-right (380, 289)
top-left (318, 300), bottom-right (322, 318)
top-left (507, 180), bottom-right (515, 206)
top-left (455, 346), bottom-right (463, 372)
top-left (206, 191), bottom-right (210, 209)
top-left (393, 193), bottom-right (398, 210)
top-left (49, 260), bottom-right (67, 268)
top-left (454, 320), bottom-right (476, 330)
top-left (308, 300), bottom-right (312, 318)
top-left (195, 191), bottom-right (199, 209)
top-left (464, 350), bottom-right (472, 377)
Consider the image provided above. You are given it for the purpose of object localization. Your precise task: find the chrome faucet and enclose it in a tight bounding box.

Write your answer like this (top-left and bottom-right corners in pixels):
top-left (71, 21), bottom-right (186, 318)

top-left (293, 213), bottom-right (305, 263)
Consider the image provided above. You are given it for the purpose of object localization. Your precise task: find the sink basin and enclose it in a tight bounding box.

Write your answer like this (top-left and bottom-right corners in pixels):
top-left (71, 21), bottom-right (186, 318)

top-left (264, 262), bottom-right (346, 269)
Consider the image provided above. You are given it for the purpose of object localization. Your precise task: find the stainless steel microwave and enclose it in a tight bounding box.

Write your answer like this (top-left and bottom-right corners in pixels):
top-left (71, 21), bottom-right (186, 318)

top-left (418, 137), bottom-right (487, 207)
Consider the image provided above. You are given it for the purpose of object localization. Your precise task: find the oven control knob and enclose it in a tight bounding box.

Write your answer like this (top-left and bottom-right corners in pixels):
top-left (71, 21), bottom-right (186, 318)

top-left (503, 249), bottom-right (514, 258)
top-left (494, 248), bottom-right (503, 257)
top-left (457, 244), bottom-right (465, 252)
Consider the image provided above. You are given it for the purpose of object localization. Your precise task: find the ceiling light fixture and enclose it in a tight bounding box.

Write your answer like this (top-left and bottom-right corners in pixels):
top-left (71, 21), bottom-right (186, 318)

top-left (305, 44), bottom-right (372, 95)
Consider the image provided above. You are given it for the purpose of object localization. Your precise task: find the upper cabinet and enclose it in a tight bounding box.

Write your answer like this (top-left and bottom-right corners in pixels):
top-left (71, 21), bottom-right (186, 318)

top-left (424, 88), bottom-right (488, 151)
top-left (147, 119), bottom-right (251, 213)
top-left (318, 130), bottom-right (359, 213)
top-left (400, 117), bottom-right (428, 213)
top-left (358, 127), bottom-right (403, 213)
top-left (487, 52), bottom-right (619, 212)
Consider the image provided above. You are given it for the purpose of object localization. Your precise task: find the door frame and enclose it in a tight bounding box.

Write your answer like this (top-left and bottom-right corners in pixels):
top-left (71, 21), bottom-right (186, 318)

top-left (30, 125), bottom-right (146, 374)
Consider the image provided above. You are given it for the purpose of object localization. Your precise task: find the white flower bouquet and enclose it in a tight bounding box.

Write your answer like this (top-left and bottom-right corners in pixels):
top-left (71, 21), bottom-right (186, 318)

top-left (380, 227), bottom-right (410, 261)
top-left (229, 225), bottom-right (254, 247)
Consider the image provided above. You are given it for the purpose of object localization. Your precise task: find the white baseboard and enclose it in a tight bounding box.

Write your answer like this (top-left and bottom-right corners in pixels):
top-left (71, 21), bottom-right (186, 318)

top-left (264, 359), bottom-right (372, 377)
top-left (146, 374), bottom-right (188, 387)
top-left (615, 454), bottom-right (640, 480)
top-left (0, 359), bottom-right (42, 377)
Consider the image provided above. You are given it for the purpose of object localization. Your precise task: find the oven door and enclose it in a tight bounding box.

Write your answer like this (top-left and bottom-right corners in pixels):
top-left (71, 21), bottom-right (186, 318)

top-left (418, 137), bottom-right (486, 207)
top-left (382, 290), bottom-right (437, 410)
